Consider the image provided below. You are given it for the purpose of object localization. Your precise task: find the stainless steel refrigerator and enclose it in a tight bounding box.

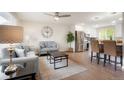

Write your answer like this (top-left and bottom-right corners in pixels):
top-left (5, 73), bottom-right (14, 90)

top-left (75, 31), bottom-right (90, 52)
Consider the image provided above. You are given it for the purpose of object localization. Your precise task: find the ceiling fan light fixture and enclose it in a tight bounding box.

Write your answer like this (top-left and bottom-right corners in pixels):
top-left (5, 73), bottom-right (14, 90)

top-left (54, 16), bottom-right (59, 21)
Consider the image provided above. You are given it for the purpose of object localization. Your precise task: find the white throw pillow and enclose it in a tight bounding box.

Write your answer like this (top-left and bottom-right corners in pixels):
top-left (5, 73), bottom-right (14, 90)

top-left (15, 48), bottom-right (25, 57)
top-left (27, 51), bottom-right (35, 57)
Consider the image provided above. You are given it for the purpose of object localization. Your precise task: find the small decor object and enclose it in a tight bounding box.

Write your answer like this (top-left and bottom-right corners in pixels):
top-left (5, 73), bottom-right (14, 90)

top-left (41, 26), bottom-right (53, 38)
top-left (4, 47), bottom-right (18, 74)
top-left (4, 64), bottom-right (24, 75)
top-left (66, 32), bottom-right (74, 52)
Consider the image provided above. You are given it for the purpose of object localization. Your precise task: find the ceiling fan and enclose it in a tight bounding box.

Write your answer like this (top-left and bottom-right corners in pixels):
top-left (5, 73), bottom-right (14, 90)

top-left (44, 12), bottom-right (71, 21)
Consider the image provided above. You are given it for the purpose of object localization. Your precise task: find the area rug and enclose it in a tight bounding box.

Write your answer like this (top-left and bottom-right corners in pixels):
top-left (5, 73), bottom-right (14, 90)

top-left (39, 57), bottom-right (87, 80)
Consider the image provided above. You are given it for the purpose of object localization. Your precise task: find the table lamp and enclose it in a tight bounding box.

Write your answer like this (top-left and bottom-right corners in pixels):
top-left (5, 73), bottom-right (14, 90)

top-left (0, 25), bottom-right (23, 74)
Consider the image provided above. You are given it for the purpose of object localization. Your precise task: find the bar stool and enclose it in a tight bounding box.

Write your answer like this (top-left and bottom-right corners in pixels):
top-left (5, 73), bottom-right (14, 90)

top-left (90, 40), bottom-right (104, 64)
top-left (103, 40), bottom-right (123, 71)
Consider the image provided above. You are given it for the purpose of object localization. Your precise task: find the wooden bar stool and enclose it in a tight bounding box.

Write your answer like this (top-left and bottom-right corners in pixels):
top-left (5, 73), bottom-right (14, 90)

top-left (103, 40), bottom-right (123, 71)
top-left (90, 40), bottom-right (104, 64)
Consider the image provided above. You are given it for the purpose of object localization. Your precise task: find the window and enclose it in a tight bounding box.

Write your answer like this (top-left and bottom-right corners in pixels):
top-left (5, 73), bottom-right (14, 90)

top-left (98, 27), bottom-right (115, 40)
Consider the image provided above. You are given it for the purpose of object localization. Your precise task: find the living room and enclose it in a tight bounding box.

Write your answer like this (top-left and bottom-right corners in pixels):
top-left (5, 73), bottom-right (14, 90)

top-left (1, 0), bottom-right (124, 93)
top-left (0, 12), bottom-right (124, 80)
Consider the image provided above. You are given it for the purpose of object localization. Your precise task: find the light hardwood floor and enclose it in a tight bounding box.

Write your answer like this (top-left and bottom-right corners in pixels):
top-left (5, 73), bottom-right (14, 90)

top-left (37, 51), bottom-right (124, 80)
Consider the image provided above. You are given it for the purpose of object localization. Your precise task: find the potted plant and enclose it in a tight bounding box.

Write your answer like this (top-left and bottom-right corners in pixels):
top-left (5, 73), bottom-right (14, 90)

top-left (66, 32), bottom-right (74, 52)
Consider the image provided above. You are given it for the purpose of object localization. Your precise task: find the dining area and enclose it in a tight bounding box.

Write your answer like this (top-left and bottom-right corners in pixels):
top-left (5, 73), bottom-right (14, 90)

top-left (90, 40), bottom-right (123, 71)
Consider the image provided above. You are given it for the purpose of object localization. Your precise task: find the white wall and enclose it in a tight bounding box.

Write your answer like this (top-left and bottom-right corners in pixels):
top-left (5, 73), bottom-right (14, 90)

top-left (115, 23), bottom-right (122, 37)
top-left (0, 12), bottom-right (20, 25)
top-left (21, 21), bottom-right (70, 51)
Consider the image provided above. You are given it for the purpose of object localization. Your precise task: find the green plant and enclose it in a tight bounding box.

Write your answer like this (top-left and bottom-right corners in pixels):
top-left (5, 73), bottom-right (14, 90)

top-left (66, 32), bottom-right (74, 48)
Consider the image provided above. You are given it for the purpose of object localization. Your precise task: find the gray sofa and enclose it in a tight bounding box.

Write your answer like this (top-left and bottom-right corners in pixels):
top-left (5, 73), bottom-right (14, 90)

top-left (0, 44), bottom-right (39, 74)
top-left (39, 41), bottom-right (58, 55)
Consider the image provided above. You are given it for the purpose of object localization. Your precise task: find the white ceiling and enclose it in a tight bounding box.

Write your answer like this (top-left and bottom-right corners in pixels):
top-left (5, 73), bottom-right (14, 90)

top-left (15, 12), bottom-right (122, 27)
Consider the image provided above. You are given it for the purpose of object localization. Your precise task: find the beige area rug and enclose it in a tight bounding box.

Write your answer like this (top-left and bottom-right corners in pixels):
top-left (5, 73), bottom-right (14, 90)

top-left (39, 57), bottom-right (87, 80)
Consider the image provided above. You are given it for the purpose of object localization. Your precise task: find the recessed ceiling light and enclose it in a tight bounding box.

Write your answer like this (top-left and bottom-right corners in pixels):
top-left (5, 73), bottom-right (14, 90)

top-left (54, 16), bottom-right (59, 21)
top-left (91, 16), bottom-right (101, 21)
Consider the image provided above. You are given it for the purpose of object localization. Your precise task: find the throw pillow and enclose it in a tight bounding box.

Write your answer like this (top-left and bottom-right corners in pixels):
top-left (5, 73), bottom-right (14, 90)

top-left (40, 44), bottom-right (45, 49)
top-left (15, 48), bottom-right (25, 57)
top-left (23, 46), bottom-right (30, 52)
top-left (1, 48), bottom-right (17, 59)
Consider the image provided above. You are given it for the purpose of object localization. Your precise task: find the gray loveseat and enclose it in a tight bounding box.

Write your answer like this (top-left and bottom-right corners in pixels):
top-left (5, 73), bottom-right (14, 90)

top-left (39, 41), bottom-right (58, 55)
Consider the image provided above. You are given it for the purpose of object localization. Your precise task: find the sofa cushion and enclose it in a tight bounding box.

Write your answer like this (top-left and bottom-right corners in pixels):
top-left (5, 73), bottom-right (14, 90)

top-left (40, 48), bottom-right (58, 52)
top-left (44, 42), bottom-right (50, 48)
top-left (40, 48), bottom-right (48, 52)
top-left (1, 48), bottom-right (17, 59)
top-left (40, 42), bottom-right (46, 49)
top-left (15, 48), bottom-right (25, 57)
top-left (49, 42), bottom-right (57, 48)
top-left (23, 46), bottom-right (31, 52)
top-left (49, 48), bottom-right (58, 51)
top-left (16, 44), bottom-right (23, 49)
top-left (16, 43), bottom-right (32, 52)
top-left (16, 44), bottom-right (35, 56)
top-left (26, 51), bottom-right (35, 57)
top-left (43, 41), bottom-right (57, 48)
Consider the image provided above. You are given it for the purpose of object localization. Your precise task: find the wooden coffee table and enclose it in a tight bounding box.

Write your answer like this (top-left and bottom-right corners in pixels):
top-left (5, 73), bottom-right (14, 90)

top-left (48, 52), bottom-right (68, 69)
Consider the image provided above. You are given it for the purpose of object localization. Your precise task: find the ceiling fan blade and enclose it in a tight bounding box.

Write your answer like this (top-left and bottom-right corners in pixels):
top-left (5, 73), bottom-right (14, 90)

top-left (58, 15), bottom-right (71, 17)
top-left (44, 13), bottom-right (55, 17)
